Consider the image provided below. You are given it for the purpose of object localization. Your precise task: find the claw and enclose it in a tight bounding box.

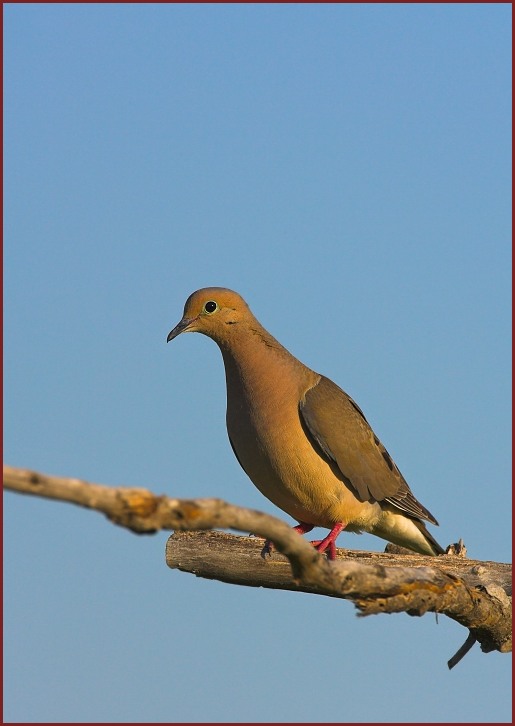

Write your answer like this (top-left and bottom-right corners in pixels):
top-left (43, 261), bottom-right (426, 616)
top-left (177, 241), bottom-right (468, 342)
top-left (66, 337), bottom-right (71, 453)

top-left (261, 539), bottom-right (274, 558)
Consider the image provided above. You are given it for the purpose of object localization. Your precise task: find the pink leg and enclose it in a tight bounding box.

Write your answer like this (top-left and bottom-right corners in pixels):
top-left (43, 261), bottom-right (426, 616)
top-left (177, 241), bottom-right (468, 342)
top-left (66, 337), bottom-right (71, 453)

top-left (261, 521), bottom-right (314, 558)
top-left (292, 522), bottom-right (315, 535)
top-left (310, 522), bottom-right (345, 560)
top-left (261, 522), bottom-right (345, 559)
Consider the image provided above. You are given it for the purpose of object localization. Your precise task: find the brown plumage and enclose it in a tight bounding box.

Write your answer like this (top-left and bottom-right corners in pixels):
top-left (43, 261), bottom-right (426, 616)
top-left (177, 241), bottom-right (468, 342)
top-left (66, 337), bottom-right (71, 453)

top-left (167, 287), bottom-right (444, 558)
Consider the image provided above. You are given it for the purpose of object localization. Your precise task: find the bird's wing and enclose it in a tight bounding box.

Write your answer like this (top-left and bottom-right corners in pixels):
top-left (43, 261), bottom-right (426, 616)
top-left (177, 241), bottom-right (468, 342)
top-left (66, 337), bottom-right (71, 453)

top-left (299, 375), bottom-right (438, 525)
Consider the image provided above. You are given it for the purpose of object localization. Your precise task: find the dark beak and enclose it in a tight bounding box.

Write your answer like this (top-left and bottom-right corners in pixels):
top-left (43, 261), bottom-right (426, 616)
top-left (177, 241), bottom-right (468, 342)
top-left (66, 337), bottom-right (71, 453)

top-left (166, 317), bottom-right (196, 342)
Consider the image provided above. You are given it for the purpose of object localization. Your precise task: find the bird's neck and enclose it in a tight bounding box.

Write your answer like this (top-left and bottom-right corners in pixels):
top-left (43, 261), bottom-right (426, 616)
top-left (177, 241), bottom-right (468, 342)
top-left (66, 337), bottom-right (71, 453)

top-left (214, 320), bottom-right (315, 403)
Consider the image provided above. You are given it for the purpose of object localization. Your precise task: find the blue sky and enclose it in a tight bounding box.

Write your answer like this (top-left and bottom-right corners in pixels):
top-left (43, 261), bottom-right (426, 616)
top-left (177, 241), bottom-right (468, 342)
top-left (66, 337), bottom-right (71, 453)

top-left (4, 3), bottom-right (511, 722)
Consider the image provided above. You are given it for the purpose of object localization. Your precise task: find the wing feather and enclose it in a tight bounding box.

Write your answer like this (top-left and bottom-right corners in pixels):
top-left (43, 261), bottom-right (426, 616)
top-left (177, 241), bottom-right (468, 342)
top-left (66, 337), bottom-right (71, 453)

top-left (299, 376), bottom-right (438, 525)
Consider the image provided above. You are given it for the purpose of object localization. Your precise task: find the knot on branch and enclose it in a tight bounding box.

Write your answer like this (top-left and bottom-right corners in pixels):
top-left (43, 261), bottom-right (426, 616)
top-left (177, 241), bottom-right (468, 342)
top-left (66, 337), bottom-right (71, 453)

top-left (107, 489), bottom-right (163, 533)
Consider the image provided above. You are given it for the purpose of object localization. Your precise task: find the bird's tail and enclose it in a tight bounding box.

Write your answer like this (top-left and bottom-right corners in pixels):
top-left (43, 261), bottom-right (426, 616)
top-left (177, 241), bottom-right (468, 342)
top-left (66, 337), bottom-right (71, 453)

top-left (412, 519), bottom-right (445, 555)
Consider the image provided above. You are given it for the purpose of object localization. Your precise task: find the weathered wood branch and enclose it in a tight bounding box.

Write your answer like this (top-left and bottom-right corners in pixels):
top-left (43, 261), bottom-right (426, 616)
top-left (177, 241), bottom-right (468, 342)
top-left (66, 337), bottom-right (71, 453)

top-left (166, 531), bottom-right (511, 663)
top-left (4, 465), bottom-right (511, 667)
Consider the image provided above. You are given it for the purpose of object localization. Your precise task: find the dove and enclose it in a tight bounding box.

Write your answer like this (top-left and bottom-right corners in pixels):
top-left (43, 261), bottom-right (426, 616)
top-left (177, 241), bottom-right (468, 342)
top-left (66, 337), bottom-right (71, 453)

top-left (167, 287), bottom-right (444, 559)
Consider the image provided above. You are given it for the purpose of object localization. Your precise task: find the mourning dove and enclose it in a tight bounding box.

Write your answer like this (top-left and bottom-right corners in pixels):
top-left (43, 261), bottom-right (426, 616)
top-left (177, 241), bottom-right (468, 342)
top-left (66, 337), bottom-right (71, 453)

top-left (167, 287), bottom-right (444, 559)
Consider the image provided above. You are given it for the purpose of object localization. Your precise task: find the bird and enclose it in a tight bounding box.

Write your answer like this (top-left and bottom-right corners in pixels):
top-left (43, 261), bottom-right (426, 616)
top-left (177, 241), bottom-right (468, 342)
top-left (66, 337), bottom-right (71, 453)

top-left (167, 287), bottom-right (444, 559)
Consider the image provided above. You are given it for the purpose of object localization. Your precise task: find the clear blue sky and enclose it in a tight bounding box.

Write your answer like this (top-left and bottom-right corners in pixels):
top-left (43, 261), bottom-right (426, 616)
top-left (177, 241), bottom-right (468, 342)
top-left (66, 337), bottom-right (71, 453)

top-left (4, 4), bottom-right (511, 722)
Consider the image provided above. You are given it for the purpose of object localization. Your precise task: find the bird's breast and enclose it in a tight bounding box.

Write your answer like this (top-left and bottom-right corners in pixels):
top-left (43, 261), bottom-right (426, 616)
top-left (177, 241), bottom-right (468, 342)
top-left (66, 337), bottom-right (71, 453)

top-left (225, 373), bottom-right (366, 526)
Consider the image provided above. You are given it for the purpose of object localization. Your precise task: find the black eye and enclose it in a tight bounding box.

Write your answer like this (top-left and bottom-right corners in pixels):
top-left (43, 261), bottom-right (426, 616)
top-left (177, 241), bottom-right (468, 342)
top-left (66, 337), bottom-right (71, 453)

top-left (204, 300), bottom-right (218, 314)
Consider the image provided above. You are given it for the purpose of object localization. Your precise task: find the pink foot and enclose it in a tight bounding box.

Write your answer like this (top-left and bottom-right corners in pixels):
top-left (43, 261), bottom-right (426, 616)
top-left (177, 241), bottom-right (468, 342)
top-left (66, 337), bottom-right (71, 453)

top-left (310, 522), bottom-right (345, 560)
top-left (261, 521), bottom-right (314, 558)
top-left (261, 522), bottom-right (346, 560)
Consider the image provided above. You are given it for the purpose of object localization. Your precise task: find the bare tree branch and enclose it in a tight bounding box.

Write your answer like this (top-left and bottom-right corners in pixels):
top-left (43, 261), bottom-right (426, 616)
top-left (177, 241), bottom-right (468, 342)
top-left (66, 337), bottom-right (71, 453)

top-left (4, 464), bottom-right (511, 666)
top-left (165, 530), bottom-right (511, 666)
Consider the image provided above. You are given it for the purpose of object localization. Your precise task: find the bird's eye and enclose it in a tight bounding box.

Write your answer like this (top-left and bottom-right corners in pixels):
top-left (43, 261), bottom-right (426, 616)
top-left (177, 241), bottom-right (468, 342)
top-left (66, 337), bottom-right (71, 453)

top-left (203, 300), bottom-right (218, 314)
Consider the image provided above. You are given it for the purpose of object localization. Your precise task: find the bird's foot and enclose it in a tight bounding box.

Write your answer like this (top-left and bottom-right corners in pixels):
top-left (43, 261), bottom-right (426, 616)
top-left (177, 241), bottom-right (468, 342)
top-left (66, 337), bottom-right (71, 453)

top-left (261, 539), bottom-right (274, 558)
top-left (309, 523), bottom-right (345, 560)
top-left (260, 522), bottom-right (315, 559)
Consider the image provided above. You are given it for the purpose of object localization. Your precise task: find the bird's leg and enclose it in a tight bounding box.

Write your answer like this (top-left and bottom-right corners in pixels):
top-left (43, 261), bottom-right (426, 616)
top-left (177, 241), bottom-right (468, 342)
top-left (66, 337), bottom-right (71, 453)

top-left (292, 522), bottom-right (316, 536)
top-left (261, 522), bottom-right (314, 558)
top-left (309, 522), bottom-right (345, 560)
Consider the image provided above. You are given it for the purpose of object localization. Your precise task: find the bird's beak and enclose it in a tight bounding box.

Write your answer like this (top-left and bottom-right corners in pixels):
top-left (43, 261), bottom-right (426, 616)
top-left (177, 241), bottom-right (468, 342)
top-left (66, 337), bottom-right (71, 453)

top-left (166, 317), bottom-right (197, 342)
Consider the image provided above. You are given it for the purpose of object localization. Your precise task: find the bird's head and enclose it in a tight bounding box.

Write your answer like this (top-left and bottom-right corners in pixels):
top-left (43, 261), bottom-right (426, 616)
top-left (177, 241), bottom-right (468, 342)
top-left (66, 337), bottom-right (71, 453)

top-left (167, 287), bottom-right (250, 344)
